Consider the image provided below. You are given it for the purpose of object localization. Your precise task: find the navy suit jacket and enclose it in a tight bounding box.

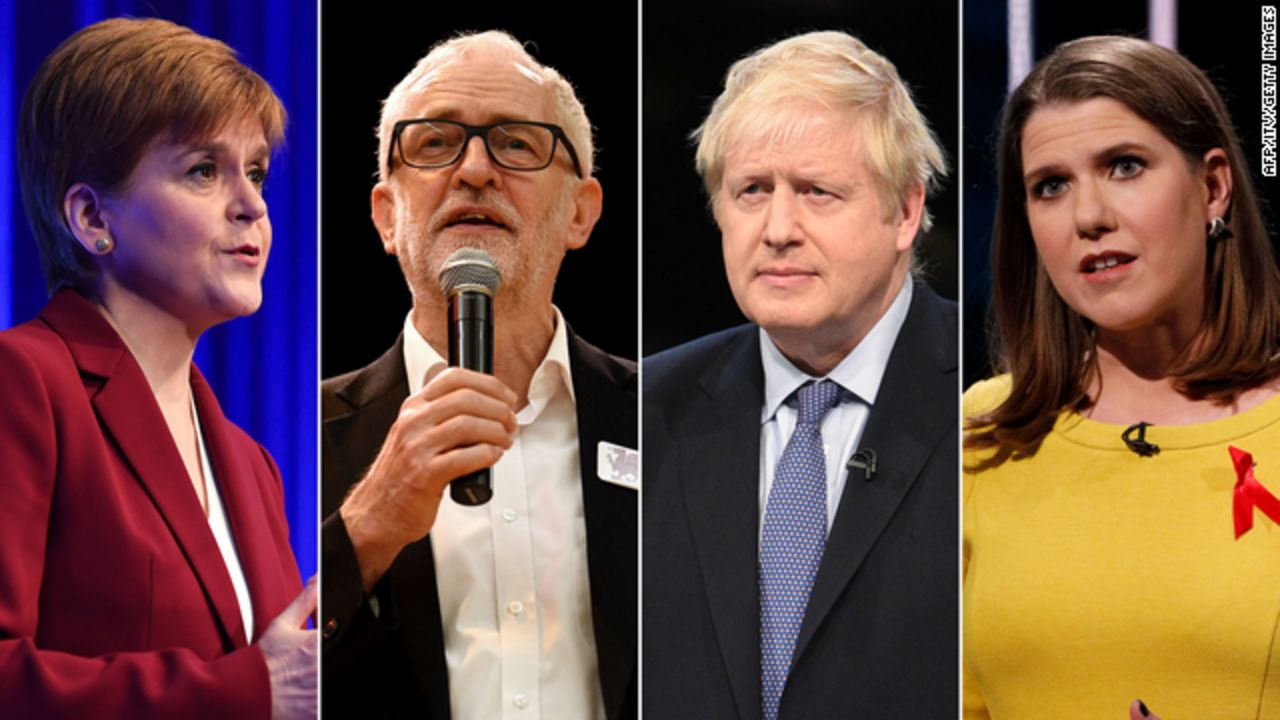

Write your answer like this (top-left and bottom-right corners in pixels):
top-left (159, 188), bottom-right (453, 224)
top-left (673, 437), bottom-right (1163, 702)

top-left (320, 329), bottom-right (637, 719)
top-left (642, 280), bottom-right (958, 718)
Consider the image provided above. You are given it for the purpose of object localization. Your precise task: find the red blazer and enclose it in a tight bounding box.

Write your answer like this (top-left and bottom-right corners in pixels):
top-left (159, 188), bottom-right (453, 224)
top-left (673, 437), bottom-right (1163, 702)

top-left (0, 290), bottom-right (303, 719)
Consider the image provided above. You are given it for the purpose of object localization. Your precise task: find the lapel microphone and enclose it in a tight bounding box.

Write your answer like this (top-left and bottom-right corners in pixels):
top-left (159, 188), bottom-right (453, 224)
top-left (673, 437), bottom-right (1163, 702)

top-left (1121, 421), bottom-right (1159, 457)
top-left (847, 448), bottom-right (877, 481)
top-left (439, 248), bottom-right (502, 506)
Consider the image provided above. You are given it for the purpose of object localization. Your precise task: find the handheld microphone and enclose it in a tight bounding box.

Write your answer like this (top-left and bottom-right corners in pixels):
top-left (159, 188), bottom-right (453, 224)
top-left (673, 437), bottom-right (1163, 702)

top-left (438, 248), bottom-right (502, 506)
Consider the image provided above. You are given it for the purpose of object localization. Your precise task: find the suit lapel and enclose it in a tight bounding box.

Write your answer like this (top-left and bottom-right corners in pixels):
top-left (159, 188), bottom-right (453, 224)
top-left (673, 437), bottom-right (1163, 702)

top-left (329, 331), bottom-right (639, 720)
top-left (793, 283), bottom-right (957, 661)
top-left (325, 338), bottom-right (453, 720)
top-left (569, 331), bottom-right (638, 720)
top-left (324, 339), bottom-right (410, 490)
top-left (678, 328), bottom-right (765, 720)
top-left (192, 369), bottom-right (289, 640)
top-left (42, 291), bottom-right (249, 649)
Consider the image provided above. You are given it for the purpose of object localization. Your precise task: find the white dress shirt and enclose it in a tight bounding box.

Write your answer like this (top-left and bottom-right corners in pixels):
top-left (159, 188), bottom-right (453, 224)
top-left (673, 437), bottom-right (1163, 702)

top-left (192, 396), bottom-right (255, 640)
top-left (402, 308), bottom-right (604, 720)
top-left (758, 280), bottom-right (912, 534)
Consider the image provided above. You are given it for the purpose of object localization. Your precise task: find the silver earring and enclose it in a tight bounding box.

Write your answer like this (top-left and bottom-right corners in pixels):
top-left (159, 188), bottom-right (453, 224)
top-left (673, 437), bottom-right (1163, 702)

top-left (1207, 216), bottom-right (1230, 241)
top-left (94, 236), bottom-right (113, 253)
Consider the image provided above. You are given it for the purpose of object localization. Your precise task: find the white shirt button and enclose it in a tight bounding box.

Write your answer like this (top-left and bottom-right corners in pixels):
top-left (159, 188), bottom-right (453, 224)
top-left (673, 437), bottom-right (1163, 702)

top-left (507, 600), bottom-right (525, 615)
top-left (513, 694), bottom-right (529, 709)
top-left (501, 508), bottom-right (517, 522)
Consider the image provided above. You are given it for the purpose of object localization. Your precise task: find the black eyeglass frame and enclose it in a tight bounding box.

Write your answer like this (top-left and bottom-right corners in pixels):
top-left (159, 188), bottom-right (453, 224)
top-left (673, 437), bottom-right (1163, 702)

top-left (387, 118), bottom-right (585, 179)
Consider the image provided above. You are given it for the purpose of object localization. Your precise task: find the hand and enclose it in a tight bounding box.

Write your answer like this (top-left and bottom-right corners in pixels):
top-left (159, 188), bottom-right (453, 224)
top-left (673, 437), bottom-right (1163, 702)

top-left (259, 576), bottom-right (318, 720)
top-left (1130, 699), bottom-right (1160, 720)
top-left (340, 367), bottom-right (517, 591)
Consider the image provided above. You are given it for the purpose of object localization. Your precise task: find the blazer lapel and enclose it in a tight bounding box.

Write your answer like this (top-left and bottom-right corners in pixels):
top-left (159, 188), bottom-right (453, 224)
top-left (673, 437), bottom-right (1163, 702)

top-left (192, 368), bottom-right (292, 640)
top-left (678, 328), bottom-right (765, 720)
top-left (568, 331), bottom-right (638, 720)
top-left (323, 339), bottom-right (410, 491)
top-left (42, 291), bottom-right (249, 649)
top-left (324, 339), bottom-right (452, 720)
top-left (794, 283), bottom-right (957, 660)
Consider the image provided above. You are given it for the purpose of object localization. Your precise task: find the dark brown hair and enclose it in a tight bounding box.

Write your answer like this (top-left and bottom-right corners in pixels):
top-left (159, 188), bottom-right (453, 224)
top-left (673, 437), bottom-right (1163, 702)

top-left (18, 17), bottom-right (287, 294)
top-left (968, 36), bottom-right (1280, 449)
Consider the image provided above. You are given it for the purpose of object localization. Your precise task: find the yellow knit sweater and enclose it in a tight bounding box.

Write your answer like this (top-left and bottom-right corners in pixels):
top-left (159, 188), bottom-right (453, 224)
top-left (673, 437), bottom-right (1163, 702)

top-left (964, 376), bottom-right (1280, 719)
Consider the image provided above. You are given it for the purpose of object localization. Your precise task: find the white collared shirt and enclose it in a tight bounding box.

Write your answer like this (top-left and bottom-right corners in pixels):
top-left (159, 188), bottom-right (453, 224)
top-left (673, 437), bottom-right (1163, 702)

top-left (193, 396), bottom-right (255, 641)
top-left (402, 308), bottom-right (604, 720)
top-left (758, 280), bottom-right (912, 534)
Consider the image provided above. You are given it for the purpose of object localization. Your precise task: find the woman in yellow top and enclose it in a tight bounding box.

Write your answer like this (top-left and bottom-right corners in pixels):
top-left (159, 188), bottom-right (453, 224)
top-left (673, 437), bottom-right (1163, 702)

top-left (965, 36), bottom-right (1280, 719)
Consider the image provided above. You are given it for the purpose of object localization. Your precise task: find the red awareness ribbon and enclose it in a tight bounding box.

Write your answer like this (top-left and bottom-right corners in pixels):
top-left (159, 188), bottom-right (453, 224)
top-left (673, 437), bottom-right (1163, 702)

top-left (1229, 446), bottom-right (1280, 539)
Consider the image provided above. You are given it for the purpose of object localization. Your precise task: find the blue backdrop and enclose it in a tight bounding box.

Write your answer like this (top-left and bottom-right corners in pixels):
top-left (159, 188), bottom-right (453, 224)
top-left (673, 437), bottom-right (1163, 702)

top-left (0, 0), bottom-right (317, 580)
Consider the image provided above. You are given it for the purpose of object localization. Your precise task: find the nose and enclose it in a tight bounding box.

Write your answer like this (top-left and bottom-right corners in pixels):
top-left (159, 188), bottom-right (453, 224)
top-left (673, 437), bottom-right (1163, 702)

top-left (229, 173), bottom-right (267, 224)
top-left (451, 135), bottom-right (503, 190)
top-left (762, 187), bottom-right (802, 249)
top-left (1073, 178), bottom-right (1115, 241)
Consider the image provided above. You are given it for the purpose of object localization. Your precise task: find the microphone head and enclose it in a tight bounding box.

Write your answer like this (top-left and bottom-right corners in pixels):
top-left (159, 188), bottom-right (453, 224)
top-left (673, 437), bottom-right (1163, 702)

top-left (439, 248), bottom-right (502, 296)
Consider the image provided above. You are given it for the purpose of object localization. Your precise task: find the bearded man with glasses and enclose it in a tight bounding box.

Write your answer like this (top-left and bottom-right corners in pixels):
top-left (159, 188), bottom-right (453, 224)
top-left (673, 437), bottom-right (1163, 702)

top-left (321, 31), bottom-right (636, 720)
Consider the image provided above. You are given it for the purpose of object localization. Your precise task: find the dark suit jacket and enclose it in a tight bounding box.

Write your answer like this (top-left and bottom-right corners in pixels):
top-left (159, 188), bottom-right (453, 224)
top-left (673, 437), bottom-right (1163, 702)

top-left (0, 290), bottom-right (302, 719)
top-left (321, 329), bottom-right (637, 719)
top-left (642, 280), bottom-right (958, 719)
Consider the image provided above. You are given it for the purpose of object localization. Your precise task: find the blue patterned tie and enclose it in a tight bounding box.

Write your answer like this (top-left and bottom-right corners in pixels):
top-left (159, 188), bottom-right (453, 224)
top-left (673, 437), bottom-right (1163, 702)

top-left (759, 380), bottom-right (840, 720)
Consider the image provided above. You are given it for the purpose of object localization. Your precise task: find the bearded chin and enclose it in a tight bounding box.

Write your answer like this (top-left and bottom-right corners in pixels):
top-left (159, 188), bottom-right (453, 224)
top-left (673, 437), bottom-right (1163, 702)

top-left (401, 186), bottom-right (576, 308)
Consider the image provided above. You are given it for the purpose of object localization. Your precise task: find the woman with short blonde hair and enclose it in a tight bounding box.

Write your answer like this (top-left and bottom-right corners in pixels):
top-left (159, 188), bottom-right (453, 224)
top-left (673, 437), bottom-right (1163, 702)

top-left (3, 17), bottom-right (314, 719)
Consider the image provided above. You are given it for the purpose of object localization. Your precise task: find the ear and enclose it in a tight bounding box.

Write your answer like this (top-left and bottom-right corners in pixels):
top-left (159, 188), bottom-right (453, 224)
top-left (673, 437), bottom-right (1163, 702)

top-left (371, 182), bottom-right (399, 256)
top-left (893, 180), bottom-right (926, 253)
top-left (1201, 147), bottom-right (1233, 222)
top-left (63, 183), bottom-right (113, 255)
top-left (564, 177), bottom-right (603, 251)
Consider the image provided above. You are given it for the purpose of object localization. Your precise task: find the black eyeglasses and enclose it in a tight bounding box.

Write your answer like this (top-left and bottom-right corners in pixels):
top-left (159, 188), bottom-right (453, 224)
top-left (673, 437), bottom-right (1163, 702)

top-left (388, 118), bottom-right (584, 178)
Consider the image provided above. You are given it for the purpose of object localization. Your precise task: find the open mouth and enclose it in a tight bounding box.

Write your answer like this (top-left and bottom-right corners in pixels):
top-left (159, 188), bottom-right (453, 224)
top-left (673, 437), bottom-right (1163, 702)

top-left (1079, 252), bottom-right (1136, 274)
top-left (233, 245), bottom-right (261, 257)
top-left (444, 210), bottom-right (510, 231)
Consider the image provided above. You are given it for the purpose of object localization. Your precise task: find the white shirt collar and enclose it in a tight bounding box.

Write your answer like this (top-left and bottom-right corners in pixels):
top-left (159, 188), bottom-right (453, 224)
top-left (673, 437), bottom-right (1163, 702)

top-left (760, 278), bottom-right (913, 422)
top-left (402, 305), bottom-right (575, 420)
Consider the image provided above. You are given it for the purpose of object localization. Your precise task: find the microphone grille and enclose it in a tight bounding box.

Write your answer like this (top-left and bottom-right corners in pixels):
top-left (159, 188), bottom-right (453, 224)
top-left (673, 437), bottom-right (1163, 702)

top-left (438, 248), bottom-right (502, 295)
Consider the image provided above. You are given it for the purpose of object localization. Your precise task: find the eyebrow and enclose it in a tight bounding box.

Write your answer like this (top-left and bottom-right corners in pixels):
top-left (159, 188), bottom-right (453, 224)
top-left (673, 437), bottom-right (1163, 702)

top-left (176, 141), bottom-right (272, 163)
top-left (1023, 141), bottom-right (1152, 184)
top-left (732, 165), bottom-right (861, 190)
top-left (407, 111), bottom-right (541, 125)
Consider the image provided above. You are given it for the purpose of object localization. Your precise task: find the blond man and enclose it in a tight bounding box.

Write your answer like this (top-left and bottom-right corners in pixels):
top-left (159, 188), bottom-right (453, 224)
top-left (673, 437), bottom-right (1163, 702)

top-left (643, 31), bottom-right (957, 719)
